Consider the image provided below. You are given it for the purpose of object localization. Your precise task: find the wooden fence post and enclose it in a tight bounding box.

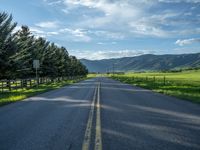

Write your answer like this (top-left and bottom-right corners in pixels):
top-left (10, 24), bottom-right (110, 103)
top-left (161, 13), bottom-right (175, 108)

top-left (8, 80), bottom-right (11, 91)
top-left (24, 79), bottom-right (27, 88)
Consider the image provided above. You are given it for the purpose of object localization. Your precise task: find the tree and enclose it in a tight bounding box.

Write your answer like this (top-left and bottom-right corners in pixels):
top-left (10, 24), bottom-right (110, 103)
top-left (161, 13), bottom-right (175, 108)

top-left (0, 11), bottom-right (88, 79)
top-left (0, 12), bottom-right (17, 79)
top-left (12, 26), bottom-right (36, 78)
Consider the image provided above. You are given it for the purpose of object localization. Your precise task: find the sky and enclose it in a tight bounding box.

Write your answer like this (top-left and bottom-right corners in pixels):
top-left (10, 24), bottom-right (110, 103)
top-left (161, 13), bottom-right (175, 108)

top-left (0, 0), bottom-right (200, 60)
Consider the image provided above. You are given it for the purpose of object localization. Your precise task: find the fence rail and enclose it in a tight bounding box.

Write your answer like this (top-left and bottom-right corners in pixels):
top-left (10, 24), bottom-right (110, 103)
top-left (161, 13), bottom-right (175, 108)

top-left (0, 76), bottom-right (82, 92)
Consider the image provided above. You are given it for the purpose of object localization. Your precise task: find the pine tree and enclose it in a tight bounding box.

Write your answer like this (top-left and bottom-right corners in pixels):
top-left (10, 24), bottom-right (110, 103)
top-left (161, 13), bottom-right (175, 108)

top-left (12, 26), bottom-right (36, 78)
top-left (0, 12), bottom-right (17, 79)
top-left (0, 12), bottom-right (88, 79)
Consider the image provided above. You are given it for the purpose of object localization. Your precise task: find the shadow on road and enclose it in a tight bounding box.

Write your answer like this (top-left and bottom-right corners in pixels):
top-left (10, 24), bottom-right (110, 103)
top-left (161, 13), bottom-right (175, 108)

top-left (101, 77), bottom-right (200, 150)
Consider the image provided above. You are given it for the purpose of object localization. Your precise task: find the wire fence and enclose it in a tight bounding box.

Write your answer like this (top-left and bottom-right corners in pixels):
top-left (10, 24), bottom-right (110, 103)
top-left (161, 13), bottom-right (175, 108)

top-left (112, 75), bottom-right (167, 85)
top-left (112, 75), bottom-right (200, 88)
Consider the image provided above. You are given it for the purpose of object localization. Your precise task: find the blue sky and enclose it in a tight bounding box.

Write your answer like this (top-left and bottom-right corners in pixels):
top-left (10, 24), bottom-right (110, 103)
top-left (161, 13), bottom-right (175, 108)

top-left (1, 0), bottom-right (200, 59)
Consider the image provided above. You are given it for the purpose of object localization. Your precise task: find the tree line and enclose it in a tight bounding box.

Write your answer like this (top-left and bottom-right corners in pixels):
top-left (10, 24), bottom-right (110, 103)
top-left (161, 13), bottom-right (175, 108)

top-left (0, 12), bottom-right (88, 79)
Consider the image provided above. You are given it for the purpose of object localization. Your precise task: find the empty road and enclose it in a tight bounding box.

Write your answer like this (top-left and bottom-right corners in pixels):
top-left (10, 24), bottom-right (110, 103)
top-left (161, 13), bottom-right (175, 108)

top-left (0, 77), bottom-right (200, 150)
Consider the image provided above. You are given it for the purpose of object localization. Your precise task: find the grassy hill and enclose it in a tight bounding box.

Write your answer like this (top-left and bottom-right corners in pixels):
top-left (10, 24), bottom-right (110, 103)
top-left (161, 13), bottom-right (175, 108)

top-left (80, 53), bottom-right (200, 72)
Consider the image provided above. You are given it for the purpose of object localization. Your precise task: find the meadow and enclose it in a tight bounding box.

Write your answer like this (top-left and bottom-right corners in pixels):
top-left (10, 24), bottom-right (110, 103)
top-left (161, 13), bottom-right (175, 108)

top-left (111, 70), bottom-right (200, 103)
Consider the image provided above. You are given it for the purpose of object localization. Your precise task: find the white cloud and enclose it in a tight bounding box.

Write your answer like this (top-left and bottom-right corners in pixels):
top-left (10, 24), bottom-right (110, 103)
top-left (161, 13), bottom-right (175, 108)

top-left (47, 31), bottom-right (59, 35)
top-left (174, 28), bottom-right (200, 35)
top-left (61, 9), bottom-right (69, 14)
top-left (91, 30), bottom-right (125, 40)
top-left (47, 0), bottom-right (62, 5)
top-left (63, 0), bottom-right (154, 37)
top-left (175, 38), bottom-right (200, 46)
top-left (35, 21), bottom-right (59, 28)
top-left (29, 27), bottom-right (61, 38)
top-left (97, 41), bottom-right (117, 45)
top-left (129, 22), bottom-right (168, 37)
top-left (30, 27), bottom-right (45, 34)
top-left (62, 0), bottom-right (181, 38)
top-left (27, 25), bottom-right (92, 42)
top-left (97, 42), bottom-right (104, 45)
top-left (43, 0), bottom-right (62, 5)
top-left (111, 42), bottom-right (117, 45)
top-left (12, 25), bottom-right (21, 33)
top-left (41, 0), bottom-right (199, 39)
top-left (69, 49), bottom-right (151, 60)
top-left (29, 27), bottom-right (46, 38)
top-left (184, 12), bottom-right (192, 16)
top-left (158, 0), bottom-right (200, 3)
top-left (40, 0), bottom-right (200, 54)
top-left (59, 28), bottom-right (91, 42)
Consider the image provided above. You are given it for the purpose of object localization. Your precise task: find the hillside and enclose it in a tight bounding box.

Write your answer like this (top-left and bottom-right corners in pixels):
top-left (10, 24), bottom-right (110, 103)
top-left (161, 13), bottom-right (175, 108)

top-left (80, 53), bottom-right (200, 72)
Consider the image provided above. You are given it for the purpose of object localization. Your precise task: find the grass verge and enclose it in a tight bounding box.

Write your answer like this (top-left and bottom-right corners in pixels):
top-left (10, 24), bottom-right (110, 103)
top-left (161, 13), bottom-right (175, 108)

top-left (0, 78), bottom-right (85, 106)
top-left (110, 70), bottom-right (200, 104)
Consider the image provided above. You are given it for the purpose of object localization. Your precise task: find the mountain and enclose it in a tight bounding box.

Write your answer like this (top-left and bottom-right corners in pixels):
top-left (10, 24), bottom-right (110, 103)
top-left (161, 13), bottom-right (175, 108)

top-left (80, 53), bottom-right (200, 72)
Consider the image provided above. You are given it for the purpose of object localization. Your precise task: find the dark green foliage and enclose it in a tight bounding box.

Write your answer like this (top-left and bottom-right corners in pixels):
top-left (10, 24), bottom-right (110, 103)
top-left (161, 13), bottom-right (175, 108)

top-left (12, 26), bottom-right (36, 78)
top-left (0, 12), bottom-right (88, 79)
top-left (0, 12), bottom-right (17, 79)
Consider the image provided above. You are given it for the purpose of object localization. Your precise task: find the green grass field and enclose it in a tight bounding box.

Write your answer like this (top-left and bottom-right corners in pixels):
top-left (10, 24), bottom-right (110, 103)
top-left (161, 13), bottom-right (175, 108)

top-left (111, 70), bottom-right (200, 103)
top-left (87, 73), bottom-right (97, 78)
top-left (0, 78), bottom-right (84, 106)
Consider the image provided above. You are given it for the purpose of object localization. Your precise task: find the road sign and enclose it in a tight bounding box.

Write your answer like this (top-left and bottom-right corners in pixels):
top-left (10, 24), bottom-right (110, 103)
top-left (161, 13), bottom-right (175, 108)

top-left (33, 60), bottom-right (39, 69)
top-left (33, 60), bottom-right (39, 87)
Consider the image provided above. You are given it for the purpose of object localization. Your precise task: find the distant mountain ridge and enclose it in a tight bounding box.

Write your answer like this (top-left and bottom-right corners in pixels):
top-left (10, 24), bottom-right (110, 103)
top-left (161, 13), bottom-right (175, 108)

top-left (80, 53), bottom-right (200, 72)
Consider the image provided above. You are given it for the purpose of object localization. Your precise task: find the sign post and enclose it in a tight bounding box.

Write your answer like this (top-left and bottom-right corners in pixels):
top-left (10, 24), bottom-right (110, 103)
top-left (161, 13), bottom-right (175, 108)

top-left (112, 63), bottom-right (115, 75)
top-left (33, 60), bottom-right (39, 87)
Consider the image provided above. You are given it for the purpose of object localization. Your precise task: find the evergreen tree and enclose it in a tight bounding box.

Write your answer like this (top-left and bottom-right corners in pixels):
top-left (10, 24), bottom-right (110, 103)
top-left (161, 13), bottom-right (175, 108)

top-left (0, 12), bottom-right (17, 79)
top-left (0, 12), bottom-right (88, 79)
top-left (12, 26), bottom-right (36, 78)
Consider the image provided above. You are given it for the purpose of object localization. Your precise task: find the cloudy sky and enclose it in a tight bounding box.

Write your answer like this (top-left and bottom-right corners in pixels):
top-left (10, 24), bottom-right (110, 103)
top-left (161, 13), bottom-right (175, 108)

top-left (1, 0), bottom-right (200, 59)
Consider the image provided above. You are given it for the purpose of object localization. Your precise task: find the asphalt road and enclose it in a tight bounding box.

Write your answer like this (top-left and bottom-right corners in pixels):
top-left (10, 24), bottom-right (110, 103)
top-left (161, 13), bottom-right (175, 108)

top-left (0, 77), bottom-right (200, 150)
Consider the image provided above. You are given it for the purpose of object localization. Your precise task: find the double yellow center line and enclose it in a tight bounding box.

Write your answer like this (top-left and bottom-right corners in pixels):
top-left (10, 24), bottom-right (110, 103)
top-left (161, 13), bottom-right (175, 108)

top-left (82, 82), bottom-right (102, 150)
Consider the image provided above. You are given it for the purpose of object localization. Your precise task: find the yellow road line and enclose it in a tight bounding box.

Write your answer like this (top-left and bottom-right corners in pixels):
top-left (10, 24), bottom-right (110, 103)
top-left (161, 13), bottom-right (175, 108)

top-left (95, 82), bottom-right (102, 150)
top-left (82, 82), bottom-right (103, 150)
top-left (82, 84), bottom-right (97, 150)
